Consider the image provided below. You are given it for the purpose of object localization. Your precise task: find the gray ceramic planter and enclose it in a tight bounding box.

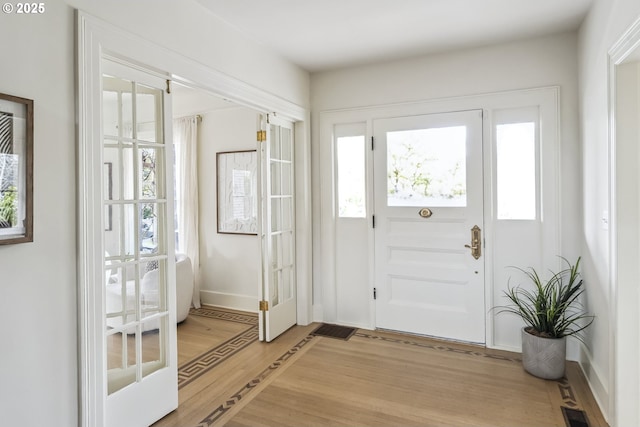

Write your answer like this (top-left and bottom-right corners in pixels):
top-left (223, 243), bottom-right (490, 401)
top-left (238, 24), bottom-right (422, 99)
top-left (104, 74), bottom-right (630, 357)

top-left (521, 327), bottom-right (566, 379)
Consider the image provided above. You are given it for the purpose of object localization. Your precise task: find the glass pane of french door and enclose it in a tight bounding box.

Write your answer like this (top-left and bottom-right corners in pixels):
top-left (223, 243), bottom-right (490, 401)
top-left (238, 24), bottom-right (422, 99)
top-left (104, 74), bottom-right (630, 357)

top-left (268, 124), bottom-right (295, 308)
top-left (102, 73), bottom-right (170, 394)
top-left (259, 118), bottom-right (296, 342)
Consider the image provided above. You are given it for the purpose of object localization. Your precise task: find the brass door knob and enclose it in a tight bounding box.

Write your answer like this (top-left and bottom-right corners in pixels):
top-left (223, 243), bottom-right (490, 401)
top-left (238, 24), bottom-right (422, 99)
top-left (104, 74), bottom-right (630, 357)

top-left (465, 226), bottom-right (482, 259)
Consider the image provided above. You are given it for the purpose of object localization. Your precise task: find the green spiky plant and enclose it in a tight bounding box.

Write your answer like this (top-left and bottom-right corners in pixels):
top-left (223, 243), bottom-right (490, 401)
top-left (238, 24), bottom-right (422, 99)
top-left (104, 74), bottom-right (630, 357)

top-left (498, 257), bottom-right (594, 342)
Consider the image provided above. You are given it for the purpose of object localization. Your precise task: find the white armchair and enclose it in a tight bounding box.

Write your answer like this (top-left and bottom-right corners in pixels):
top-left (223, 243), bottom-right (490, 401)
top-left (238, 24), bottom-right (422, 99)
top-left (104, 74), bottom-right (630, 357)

top-left (106, 253), bottom-right (195, 332)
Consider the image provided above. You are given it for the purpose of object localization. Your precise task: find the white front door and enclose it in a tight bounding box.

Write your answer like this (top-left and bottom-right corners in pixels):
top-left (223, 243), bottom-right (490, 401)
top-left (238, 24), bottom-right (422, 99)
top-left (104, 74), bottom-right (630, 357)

top-left (258, 116), bottom-right (297, 342)
top-left (102, 60), bottom-right (178, 426)
top-left (374, 110), bottom-right (485, 343)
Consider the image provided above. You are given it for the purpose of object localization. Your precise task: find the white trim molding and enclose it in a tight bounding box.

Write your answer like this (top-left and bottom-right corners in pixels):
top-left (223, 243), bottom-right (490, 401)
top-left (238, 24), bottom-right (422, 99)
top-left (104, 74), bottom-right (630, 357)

top-left (199, 291), bottom-right (259, 314)
top-left (607, 14), bottom-right (640, 427)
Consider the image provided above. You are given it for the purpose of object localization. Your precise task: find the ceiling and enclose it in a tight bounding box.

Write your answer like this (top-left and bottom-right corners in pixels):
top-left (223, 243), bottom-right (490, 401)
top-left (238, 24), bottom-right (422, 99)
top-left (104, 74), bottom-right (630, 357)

top-left (196, 0), bottom-right (594, 73)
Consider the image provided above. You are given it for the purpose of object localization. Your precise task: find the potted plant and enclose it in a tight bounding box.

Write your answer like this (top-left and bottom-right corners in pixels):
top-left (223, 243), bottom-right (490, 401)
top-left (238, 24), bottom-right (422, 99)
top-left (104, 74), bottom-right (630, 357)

top-left (497, 257), bottom-right (594, 379)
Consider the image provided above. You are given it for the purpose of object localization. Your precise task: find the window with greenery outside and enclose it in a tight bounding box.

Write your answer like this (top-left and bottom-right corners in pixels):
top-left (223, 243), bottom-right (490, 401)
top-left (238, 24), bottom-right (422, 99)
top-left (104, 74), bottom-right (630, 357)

top-left (140, 148), bottom-right (158, 253)
top-left (0, 154), bottom-right (18, 228)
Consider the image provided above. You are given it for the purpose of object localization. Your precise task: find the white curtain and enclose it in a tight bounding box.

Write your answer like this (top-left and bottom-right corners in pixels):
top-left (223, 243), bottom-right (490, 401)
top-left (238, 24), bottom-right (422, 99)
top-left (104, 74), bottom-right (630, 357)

top-left (173, 116), bottom-right (201, 308)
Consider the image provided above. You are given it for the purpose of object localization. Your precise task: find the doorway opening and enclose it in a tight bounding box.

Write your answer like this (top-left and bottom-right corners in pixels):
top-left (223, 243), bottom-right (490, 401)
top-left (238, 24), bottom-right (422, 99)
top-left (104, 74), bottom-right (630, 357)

top-left (78, 12), bottom-right (311, 427)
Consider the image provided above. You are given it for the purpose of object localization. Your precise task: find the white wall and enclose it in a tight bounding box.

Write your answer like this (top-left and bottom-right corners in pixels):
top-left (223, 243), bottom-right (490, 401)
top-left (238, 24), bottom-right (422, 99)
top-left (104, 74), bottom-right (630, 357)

top-left (578, 0), bottom-right (640, 422)
top-left (0, 4), bottom-right (77, 427)
top-left (197, 107), bottom-right (261, 311)
top-left (311, 32), bottom-right (581, 327)
top-left (0, 1), bottom-right (308, 425)
top-left (172, 88), bottom-right (261, 311)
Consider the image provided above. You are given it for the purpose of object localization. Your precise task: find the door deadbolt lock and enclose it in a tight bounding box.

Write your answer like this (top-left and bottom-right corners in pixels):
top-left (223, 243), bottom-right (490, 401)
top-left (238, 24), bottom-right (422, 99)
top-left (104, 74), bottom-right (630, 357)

top-left (464, 225), bottom-right (482, 259)
top-left (418, 208), bottom-right (433, 218)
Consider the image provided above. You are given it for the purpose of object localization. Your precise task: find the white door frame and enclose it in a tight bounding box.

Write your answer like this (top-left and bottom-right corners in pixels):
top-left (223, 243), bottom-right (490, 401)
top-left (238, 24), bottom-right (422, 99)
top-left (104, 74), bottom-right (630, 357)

top-left (318, 86), bottom-right (560, 349)
top-left (77, 11), bottom-right (312, 427)
top-left (607, 16), bottom-right (640, 427)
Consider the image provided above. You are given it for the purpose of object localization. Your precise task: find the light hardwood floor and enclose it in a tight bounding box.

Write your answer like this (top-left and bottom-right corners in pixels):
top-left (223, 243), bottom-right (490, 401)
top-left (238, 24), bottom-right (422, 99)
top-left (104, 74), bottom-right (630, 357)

top-left (153, 307), bottom-right (607, 427)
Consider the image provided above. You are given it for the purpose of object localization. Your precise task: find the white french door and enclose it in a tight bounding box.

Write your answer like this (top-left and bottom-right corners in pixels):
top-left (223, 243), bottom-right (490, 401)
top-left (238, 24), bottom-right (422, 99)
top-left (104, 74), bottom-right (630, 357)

top-left (258, 116), bottom-right (297, 342)
top-left (373, 110), bottom-right (485, 343)
top-left (102, 60), bottom-right (178, 426)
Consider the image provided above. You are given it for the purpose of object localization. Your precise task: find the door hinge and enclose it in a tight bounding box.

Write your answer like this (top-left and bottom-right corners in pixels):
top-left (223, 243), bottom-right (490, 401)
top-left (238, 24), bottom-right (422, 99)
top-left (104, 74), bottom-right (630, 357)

top-left (372, 214), bottom-right (376, 228)
top-left (373, 288), bottom-right (377, 300)
top-left (259, 300), bottom-right (269, 311)
top-left (371, 136), bottom-right (374, 150)
top-left (166, 80), bottom-right (171, 94)
top-left (257, 130), bottom-right (267, 142)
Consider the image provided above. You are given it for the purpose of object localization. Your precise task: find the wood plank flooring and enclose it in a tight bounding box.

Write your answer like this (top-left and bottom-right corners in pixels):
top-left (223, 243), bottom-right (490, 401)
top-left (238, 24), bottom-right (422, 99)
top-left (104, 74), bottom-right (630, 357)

top-left (153, 306), bottom-right (607, 427)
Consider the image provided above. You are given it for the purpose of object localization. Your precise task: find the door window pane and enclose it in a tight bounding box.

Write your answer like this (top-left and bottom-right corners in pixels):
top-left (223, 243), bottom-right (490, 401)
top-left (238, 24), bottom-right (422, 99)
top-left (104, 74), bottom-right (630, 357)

top-left (337, 135), bottom-right (366, 217)
top-left (271, 198), bottom-right (281, 232)
top-left (140, 147), bottom-right (161, 200)
top-left (271, 270), bottom-right (280, 307)
top-left (387, 126), bottom-right (466, 207)
top-left (141, 319), bottom-right (165, 379)
top-left (496, 122), bottom-right (536, 220)
top-left (136, 84), bottom-right (161, 143)
top-left (106, 325), bottom-right (137, 394)
top-left (281, 197), bottom-right (292, 230)
top-left (281, 128), bottom-right (292, 161)
top-left (140, 202), bottom-right (161, 254)
top-left (122, 147), bottom-right (135, 200)
top-left (270, 162), bottom-right (281, 196)
top-left (103, 90), bottom-right (119, 138)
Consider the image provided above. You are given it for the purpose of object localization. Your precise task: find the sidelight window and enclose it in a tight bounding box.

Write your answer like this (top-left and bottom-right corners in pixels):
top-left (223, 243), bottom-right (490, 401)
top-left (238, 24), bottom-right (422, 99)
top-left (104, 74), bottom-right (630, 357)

top-left (335, 123), bottom-right (367, 218)
top-left (496, 115), bottom-right (538, 220)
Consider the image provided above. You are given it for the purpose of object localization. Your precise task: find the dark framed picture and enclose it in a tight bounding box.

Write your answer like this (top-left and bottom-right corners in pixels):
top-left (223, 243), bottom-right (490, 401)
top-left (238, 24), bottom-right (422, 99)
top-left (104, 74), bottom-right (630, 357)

top-left (216, 150), bottom-right (257, 235)
top-left (0, 92), bottom-right (33, 245)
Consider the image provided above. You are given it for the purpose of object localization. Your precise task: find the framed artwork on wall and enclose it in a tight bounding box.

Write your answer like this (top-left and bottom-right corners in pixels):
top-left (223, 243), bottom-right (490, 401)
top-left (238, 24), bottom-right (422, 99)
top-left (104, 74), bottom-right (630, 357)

top-left (0, 92), bottom-right (33, 245)
top-left (216, 150), bottom-right (258, 235)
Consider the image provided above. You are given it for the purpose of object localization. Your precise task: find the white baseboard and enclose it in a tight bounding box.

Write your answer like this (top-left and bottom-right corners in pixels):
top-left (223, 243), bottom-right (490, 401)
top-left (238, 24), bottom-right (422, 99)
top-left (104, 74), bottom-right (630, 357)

top-left (335, 319), bottom-right (372, 330)
top-left (199, 290), bottom-right (258, 313)
top-left (487, 343), bottom-right (521, 353)
top-left (578, 344), bottom-right (610, 423)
